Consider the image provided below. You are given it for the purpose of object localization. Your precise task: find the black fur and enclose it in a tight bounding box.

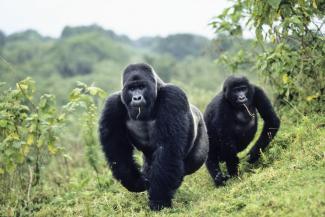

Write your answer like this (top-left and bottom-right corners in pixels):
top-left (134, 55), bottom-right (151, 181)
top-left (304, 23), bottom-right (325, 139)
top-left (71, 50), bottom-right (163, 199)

top-left (99, 63), bottom-right (208, 210)
top-left (204, 76), bottom-right (280, 186)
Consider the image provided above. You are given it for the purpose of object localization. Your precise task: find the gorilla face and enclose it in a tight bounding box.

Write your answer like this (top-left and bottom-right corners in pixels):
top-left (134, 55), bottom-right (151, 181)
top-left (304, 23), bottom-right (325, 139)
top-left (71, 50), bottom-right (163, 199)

top-left (223, 76), bottom-right (254, 108)
top-left (231, 85), bottom-right (249, 104)
top-left (121, 65), bottom-right (157, 120)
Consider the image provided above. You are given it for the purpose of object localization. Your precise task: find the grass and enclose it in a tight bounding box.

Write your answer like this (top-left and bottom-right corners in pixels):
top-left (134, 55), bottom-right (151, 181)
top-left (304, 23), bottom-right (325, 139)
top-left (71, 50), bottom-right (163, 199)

top-left (1, 112), bottom-right (324, 217)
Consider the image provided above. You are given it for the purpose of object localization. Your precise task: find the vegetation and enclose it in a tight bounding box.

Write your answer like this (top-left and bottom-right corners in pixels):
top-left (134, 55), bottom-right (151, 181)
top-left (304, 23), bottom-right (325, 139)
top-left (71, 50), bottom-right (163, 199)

top-left (0, 0), bottom-right (324, 216)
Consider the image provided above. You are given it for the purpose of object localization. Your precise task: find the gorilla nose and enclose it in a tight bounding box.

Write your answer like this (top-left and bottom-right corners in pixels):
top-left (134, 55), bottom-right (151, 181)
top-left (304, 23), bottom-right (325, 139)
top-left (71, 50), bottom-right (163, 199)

top-left (239, 96), bottom-right (246, 100)
top-left (238, 96), bottom-right (247, 102)
top-left (131, 95), bottom-right (146, 106)
top-left (132, 95), bottom-right (143, 102)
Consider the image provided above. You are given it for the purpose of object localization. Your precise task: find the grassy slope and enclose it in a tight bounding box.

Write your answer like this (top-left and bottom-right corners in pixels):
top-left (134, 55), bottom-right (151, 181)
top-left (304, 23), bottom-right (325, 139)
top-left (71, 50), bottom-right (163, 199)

top-left (2, 113), bottom-right (324, 217)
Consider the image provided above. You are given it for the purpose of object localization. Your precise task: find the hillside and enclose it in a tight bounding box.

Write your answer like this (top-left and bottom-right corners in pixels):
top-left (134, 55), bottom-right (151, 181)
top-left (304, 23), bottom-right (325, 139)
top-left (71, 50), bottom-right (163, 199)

top-left (1, 106), bottom-right (323, 216)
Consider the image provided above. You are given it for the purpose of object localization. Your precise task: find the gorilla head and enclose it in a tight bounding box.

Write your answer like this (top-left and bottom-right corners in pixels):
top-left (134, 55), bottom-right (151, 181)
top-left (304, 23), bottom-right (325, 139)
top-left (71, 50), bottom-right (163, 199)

top-left (223, 75), bottom-right (255, 108)
top-left (121, 64), bottom-right (161, 120)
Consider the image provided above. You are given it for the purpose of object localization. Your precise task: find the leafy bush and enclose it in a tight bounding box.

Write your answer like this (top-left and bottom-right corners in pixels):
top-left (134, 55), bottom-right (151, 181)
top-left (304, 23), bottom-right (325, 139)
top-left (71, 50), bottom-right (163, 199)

top-left (64, 81), bottom-right (107, 178)
top-left (0, 78), bottom-right (106, 205)
top-left (0, 77), bottom-right (63, 175)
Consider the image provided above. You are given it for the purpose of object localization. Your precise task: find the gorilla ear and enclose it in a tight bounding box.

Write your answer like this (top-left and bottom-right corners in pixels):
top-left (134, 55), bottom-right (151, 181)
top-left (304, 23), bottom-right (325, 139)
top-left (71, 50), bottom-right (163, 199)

top-left (250, 84), bottom-right (255, 96)
top-left (222, 86), bottom-right (228, 99)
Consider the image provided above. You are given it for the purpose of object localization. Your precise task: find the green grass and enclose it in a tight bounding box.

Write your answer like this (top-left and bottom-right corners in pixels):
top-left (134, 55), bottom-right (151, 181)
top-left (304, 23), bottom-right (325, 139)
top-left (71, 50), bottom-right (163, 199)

top-left (1, 113), bottom-right (324, 217)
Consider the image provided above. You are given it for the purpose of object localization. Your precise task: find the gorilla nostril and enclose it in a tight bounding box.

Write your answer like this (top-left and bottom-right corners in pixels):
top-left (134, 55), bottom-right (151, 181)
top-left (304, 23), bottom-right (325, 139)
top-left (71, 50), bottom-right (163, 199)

top-left (133, 96), bottom-right (142, 101)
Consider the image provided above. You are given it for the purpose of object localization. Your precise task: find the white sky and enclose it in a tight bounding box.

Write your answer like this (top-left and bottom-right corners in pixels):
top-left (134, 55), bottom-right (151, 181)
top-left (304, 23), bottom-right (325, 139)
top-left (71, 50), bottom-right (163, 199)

top-left (0, 0), bottom-right (231, 39)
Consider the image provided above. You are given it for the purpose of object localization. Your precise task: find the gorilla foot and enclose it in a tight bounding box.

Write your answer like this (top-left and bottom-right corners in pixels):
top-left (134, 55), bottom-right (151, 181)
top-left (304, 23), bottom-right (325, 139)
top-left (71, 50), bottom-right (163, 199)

top-left (149, 200), bottom-right (172, 211)
top-left (214, 173), bottom-right (230, 187)
top-left (127, 176), bottom-right (149, 192)
top-left (247, 152), bottom-right (260, 164)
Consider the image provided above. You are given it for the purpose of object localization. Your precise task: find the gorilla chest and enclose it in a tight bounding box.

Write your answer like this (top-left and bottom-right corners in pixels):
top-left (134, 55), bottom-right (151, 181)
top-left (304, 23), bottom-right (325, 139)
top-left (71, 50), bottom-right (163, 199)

top-left (232, 111), bottom-right (257, 151)
top-left (126, 120), bottom-right (155, 149)
top-left (234, 111), bottom-right (256, 133)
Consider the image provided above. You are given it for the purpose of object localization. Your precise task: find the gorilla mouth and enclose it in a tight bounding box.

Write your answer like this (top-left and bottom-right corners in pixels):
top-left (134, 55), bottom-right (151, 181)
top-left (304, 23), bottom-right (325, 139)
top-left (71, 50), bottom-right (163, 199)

top-left (243, 103), bottom-right (255, 119)
top-left (237, 99), bottom-right (248, 104)
top-left (136, 107), bottom-right (141, 119)
top-left (130, 101), bottom-right (146, 107)
top-left (128, 105), bottom-right (144, 120)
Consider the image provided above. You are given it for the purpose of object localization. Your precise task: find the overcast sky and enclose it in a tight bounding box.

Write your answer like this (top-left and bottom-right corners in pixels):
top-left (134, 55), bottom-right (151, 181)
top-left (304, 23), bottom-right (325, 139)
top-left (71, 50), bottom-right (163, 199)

top-left (0, 0), bottom-right (231, 39)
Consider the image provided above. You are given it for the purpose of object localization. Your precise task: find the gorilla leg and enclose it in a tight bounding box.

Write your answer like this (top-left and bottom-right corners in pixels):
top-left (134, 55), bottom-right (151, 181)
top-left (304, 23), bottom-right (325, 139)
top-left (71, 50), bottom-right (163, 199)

top-left (206, 157), bottom-right (227, 186)
top-left (148, 146), bottom-right (184, 211)
top-left (142, 154), bottom-right (153, 182)
top-left (225, 154), bottom-right (239, 176)
top-left (206, 142), bottom-right (229, 186)
top-left (184, 120), bottom-right (209, 175)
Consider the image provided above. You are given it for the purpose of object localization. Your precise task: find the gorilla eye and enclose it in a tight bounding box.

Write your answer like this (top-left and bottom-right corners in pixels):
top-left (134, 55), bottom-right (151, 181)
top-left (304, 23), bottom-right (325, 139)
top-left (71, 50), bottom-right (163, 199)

top-left (233, 86), bottom-right (247, 92)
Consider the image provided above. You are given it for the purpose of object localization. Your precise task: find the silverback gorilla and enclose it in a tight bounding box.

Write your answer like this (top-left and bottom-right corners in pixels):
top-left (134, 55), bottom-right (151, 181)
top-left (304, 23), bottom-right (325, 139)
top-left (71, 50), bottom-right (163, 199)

top-left (99, 63), bottom-right (209, 210)
top-left (204, 76), bottom-right (280, 186)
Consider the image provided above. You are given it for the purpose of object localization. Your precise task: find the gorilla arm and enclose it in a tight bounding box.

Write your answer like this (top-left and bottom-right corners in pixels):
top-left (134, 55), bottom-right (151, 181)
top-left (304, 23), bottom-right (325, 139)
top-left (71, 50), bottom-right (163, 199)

top-left (248, 86), bottom-right (280, 163)
top-left (99, 93), bottom-right (147, 192)
top-left (148, 85), bottom-right (189, 210)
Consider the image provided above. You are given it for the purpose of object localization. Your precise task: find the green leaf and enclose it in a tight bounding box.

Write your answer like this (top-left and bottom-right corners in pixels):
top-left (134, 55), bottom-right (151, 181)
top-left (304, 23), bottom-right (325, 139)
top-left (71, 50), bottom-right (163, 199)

top-left (88, 86), bottom-right (100, 96)
top-left (69, 88), bottom-right (82, 101)
top-left (76, 81), bottom-right (87, 89)
top-left (48, 143), bottom-right (58, 155)
top-left (27, 134), bottom-right (34, 145)
top-left (0, 120), bottom-right (7, 127)
top-left (88, 86), bottom-right (107, 98)
top-left (267, 0), bottom-right (281, 9)
top-left (13, 141), bottom-right (23, 149)
top-left (256, 26), bottom-right (263, 42)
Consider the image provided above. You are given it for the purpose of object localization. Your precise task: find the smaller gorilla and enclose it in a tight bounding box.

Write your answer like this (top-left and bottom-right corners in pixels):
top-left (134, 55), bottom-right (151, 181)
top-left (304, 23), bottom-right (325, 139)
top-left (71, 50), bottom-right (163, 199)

top-left (99, 63), bottom-right (209, 210)
top-left (204, 76), bottom-right (280, 186)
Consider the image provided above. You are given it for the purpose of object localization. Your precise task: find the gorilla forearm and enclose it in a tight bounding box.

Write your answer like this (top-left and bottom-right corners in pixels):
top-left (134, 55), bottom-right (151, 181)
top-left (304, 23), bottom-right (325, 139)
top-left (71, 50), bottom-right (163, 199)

top-left (206, 152), bottom-right (225, 186)
top-left (99, 95), bottom-right (147, 192)
top-left (248, 116), bottom-right (280, 163)
top-left (104, 140), bottom-right (147, 192)
top-left (148, 85), bottom-right (189, 210)
top-left (248, 87), bottom-right (281, 163)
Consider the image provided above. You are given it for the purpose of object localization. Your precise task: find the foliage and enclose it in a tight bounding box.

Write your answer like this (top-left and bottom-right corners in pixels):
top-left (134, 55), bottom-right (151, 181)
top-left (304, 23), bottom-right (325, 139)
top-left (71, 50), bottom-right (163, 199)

top-left (0, 77), bottom-right (65, 207)
top-left (0, 77), bottom-right (63, 175)
top-left (61, 25), bottom-right (132, 44)
top-left (0, 26), bottom-right (245, 106)
top-left (52, 32), bottom-right (133, 77)
top-left (0, 31), bottom-right (5, 50)
top-left (211, 0), bottom-right (325, 112)
top-left (158, 34), bottom-right (208, 59)
top-left (0, 78), bottom-right (106, 207)
top-left (64, 81), bottom-right (107, 176)
top-left (136, 34), bottom-right (209, 60)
